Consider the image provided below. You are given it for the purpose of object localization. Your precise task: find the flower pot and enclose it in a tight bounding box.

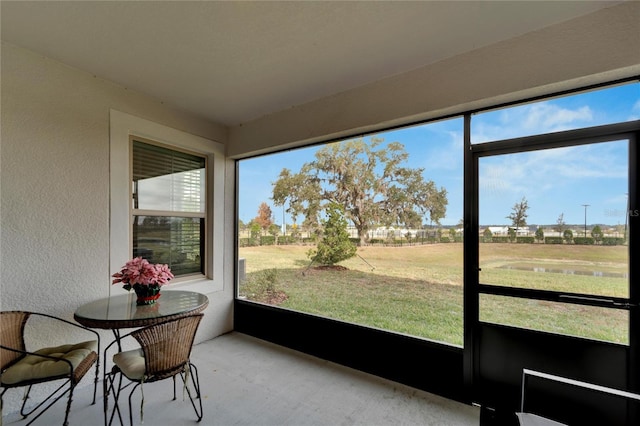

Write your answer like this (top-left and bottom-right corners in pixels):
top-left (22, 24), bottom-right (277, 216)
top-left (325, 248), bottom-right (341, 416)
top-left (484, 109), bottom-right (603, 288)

top-left (133, 284), bottom-right (162, 306)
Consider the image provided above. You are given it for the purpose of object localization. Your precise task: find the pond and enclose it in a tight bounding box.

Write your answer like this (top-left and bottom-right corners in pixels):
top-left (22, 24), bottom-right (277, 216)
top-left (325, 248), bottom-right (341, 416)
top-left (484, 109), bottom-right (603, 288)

top-left (498, 264), bottom-right (628, 279)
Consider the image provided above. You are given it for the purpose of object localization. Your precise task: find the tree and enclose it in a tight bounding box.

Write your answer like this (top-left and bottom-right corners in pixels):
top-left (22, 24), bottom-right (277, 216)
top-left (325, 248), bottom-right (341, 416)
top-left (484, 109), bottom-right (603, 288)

top-left (254, 202), bottom-right (273, 234)
top-left (483, 227), bottom-right (493, 242)
top-left (268, 223), bottom-right (280, 244)
top-left (249, 221), bottom-right (261, 240)
top-left (506, 197), bottom-right (529, 232)
top-left (307, 203), bottom-right (357, 266)
top-left (535, 227), bottom-right (544, 242)
top-left (563, 229), bottom-right (574, 244)
top-left (272, 137), bottom-right (448, 245)
top-left (591, 225), bottom-right (603, 243)
top-left (449, 228), bottom-right (457, 241)
top-left (554, 213), bottom-right (566, 236)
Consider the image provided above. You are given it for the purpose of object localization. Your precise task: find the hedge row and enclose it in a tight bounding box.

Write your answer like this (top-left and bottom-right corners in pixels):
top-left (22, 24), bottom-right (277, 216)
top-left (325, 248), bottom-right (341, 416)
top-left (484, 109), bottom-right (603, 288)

top-left (239, 235), bottom-right (625, 247)
top-left (516, 237), bottom-right (535, 244)
top-left (544, 237), bottom-right (564, 244)
top-left (602, 237), bottom-right (625, 246)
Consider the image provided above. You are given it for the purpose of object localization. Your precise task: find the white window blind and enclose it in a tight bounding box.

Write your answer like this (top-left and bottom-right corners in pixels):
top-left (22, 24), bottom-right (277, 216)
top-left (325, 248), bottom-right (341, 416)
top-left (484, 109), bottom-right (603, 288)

top-left (132, 141), bottom-right (205, 213)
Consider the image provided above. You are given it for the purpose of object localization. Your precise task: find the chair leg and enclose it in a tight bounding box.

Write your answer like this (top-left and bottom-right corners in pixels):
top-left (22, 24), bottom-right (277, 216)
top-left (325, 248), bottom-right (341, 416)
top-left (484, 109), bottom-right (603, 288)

top-left (92, 355), bottom-right (100, 405)
top-left (127, 383), bottom-right (142, 426)
top-left (103, 372), bottom-right (109, 426)
top-left (182, 363), bottom-right (203, 422)
top-left (105, 368), bottom-right (125, 426)
top-left (20, 385), bottom-right (32, 418)
top-left (22, 381), bottom-right (71, 426)
top-left (63, 384), bottom-right (74, 426)
top-left (172, 375), bottom-right (177, 401)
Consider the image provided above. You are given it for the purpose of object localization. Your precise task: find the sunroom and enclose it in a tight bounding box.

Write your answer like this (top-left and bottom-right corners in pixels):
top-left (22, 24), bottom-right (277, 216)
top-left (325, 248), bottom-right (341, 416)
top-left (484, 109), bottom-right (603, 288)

top-left (2, 2), bottom-right (639, 425)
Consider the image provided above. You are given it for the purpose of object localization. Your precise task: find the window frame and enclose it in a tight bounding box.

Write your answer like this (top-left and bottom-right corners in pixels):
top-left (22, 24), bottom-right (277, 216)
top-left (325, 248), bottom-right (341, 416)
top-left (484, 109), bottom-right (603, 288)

top-left (110, 109), bottom-right (224, 295)
top-left (130, 136), bottom-right (208, 278)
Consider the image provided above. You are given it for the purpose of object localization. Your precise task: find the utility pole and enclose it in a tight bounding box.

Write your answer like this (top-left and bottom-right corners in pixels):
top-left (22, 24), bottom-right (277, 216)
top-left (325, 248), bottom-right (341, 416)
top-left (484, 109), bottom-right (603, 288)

top-left (582, 204), bottom-right (590, 238)
top-left (282, 204), bottom-right (286, 235)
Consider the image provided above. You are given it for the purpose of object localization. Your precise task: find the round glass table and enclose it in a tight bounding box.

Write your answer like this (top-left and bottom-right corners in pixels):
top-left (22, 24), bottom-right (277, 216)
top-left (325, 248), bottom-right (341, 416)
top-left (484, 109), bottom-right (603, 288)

top-left (74, 290), bottom-right (209, 330)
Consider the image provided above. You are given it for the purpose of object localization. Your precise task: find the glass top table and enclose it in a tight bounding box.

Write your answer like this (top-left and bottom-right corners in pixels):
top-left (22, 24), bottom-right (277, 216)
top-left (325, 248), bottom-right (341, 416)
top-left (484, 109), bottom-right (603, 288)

top-left (74, 290), bottom-right (209, 329)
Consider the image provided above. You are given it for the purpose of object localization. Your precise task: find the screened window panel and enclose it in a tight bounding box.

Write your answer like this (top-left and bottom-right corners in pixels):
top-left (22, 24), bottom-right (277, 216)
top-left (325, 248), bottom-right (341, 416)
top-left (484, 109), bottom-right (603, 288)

top-left (133, 140), bottom-right (205, 213)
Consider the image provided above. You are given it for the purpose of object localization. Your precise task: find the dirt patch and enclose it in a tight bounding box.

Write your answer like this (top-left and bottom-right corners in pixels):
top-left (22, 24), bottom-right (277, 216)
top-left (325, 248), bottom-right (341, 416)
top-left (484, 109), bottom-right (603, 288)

top-left (313, 265), bottom-right (348, 271)
top-left (264, 291), bottom-right (288, 305)
top-left (302, 264), bottom-right (349, 276)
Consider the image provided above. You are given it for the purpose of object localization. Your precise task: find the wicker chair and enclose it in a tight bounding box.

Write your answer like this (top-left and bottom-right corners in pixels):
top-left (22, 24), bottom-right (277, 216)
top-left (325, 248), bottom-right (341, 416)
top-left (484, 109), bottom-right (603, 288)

top-left (104, 314), bottom-right (204, 426)
top-left (0, 311), bottom-right (100, 426)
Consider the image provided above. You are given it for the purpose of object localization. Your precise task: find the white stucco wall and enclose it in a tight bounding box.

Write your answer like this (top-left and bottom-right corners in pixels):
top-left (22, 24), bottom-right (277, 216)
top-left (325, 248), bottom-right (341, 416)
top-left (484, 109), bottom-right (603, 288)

top-left (228, 1), bottom-right (640, 157)
top-left (0, 42), bottom-right (233, 413)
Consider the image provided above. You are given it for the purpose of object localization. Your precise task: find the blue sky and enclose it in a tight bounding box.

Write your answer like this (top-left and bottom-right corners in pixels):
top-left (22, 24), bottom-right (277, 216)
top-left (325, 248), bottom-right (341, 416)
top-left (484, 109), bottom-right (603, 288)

top-left (239, 82), bottom-right (639, 228)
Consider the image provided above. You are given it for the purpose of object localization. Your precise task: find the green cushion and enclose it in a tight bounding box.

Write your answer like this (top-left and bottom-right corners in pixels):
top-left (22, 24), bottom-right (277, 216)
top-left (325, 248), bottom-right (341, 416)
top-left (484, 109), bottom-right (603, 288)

top-left (113, 348), bottom-right (145, 380)
top-left (1, 340), bottom-right (97, 385)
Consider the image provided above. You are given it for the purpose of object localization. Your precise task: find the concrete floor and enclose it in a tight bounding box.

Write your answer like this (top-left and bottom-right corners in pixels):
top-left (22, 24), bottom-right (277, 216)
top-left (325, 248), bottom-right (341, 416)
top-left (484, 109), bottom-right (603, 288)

top-left (3, 332), bottom-right (479, 426)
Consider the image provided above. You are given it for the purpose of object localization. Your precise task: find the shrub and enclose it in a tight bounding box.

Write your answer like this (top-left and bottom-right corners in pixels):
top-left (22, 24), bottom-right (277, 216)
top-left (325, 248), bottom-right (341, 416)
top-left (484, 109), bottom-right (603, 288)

top-left (240, 269), bottom-right (279, 302)
top-left (440, 236), bottom-right (450, 243)
top-left (239, 237), bottom-right (260, 247)
top-left (483, 228), bottom-right (493, 243)
top-left (591, 225), bottom-right (603, 243)
top-left (492, 236), bottom-right (510, 243)
top-left (602, 237), bottom-right (625, 246)
top-left (544, 237), bottom-right (564, 244)
top-left (516, 237), bottom-right (535, 244)
top-left (563, 229), bottom-right (574, 244)
top-left (260, 236), bottom-right (276, 245)
top-left (574, 237), bottom-right (595, 245)
top-left (277, 236), bottom-right (297, 245)
top-left (307, 203), bottom-right (357, 265)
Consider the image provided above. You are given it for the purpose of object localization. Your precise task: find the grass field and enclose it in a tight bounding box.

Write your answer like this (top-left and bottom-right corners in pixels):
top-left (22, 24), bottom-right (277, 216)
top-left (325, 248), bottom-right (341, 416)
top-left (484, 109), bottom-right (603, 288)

top-left (238, 243), bottom-right (629, 346)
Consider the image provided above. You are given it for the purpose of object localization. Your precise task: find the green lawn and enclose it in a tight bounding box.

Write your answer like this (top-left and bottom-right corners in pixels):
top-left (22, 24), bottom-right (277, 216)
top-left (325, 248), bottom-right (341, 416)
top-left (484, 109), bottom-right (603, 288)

top-left (238, 243), bottom-right (629, 346)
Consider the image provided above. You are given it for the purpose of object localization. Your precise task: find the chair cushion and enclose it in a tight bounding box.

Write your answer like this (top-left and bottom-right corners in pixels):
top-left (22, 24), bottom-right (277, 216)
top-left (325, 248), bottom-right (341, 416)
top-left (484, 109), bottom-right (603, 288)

top-left (113, 348), bottom-right (145, 380)
top-left (1, 340), bottom-right (97, 385)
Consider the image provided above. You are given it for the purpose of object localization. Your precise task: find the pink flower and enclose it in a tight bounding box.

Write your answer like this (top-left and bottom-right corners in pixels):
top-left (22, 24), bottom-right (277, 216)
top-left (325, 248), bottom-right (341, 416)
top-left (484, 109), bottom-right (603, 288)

top-left (112, 257), bottom-right (174, 288)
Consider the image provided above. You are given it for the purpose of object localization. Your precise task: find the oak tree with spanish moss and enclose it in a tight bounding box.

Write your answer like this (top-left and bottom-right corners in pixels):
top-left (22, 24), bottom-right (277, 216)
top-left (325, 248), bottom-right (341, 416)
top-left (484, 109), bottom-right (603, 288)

top-left (271, 137), bottom-right (448, 245)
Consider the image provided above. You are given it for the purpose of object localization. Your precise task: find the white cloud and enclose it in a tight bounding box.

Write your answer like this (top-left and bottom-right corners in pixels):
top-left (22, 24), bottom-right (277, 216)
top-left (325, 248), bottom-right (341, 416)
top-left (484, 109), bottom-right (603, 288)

top-left (503, 102), bottom-right (593, 132)
top-left (524, 104), bottom-right (592, 130)
top-left (473, 101), bottom-right (595, 143)
top-left (479, 141), bottom-right (627, 202)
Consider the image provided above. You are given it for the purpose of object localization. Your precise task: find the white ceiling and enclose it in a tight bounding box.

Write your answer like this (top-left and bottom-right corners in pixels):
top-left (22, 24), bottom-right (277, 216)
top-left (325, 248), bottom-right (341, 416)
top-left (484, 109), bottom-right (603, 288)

top-left (1, 1), bottom-right (623, 126)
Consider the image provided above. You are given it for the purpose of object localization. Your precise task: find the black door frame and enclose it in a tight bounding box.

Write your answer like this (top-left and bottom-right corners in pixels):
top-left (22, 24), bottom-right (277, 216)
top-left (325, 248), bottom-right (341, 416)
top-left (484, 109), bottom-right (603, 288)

top-left (464, 120), bottom-right (640, 423)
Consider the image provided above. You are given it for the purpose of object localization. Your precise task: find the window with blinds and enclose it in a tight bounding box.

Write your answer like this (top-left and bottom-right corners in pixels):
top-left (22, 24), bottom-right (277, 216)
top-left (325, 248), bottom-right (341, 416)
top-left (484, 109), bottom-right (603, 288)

top-left (131, 139), bottom-right (206, 277)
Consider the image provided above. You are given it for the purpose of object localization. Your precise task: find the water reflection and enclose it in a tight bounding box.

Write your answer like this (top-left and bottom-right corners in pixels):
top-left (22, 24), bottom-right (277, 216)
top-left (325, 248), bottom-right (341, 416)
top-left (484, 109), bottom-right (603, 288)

top-left (498, 265), bottom-right (628, 279)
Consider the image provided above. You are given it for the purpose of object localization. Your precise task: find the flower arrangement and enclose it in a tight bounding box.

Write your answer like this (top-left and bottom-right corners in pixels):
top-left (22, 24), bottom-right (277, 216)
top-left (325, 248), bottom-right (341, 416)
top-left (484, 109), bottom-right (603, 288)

top-left (112, 257), bottom-right (174, 291)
